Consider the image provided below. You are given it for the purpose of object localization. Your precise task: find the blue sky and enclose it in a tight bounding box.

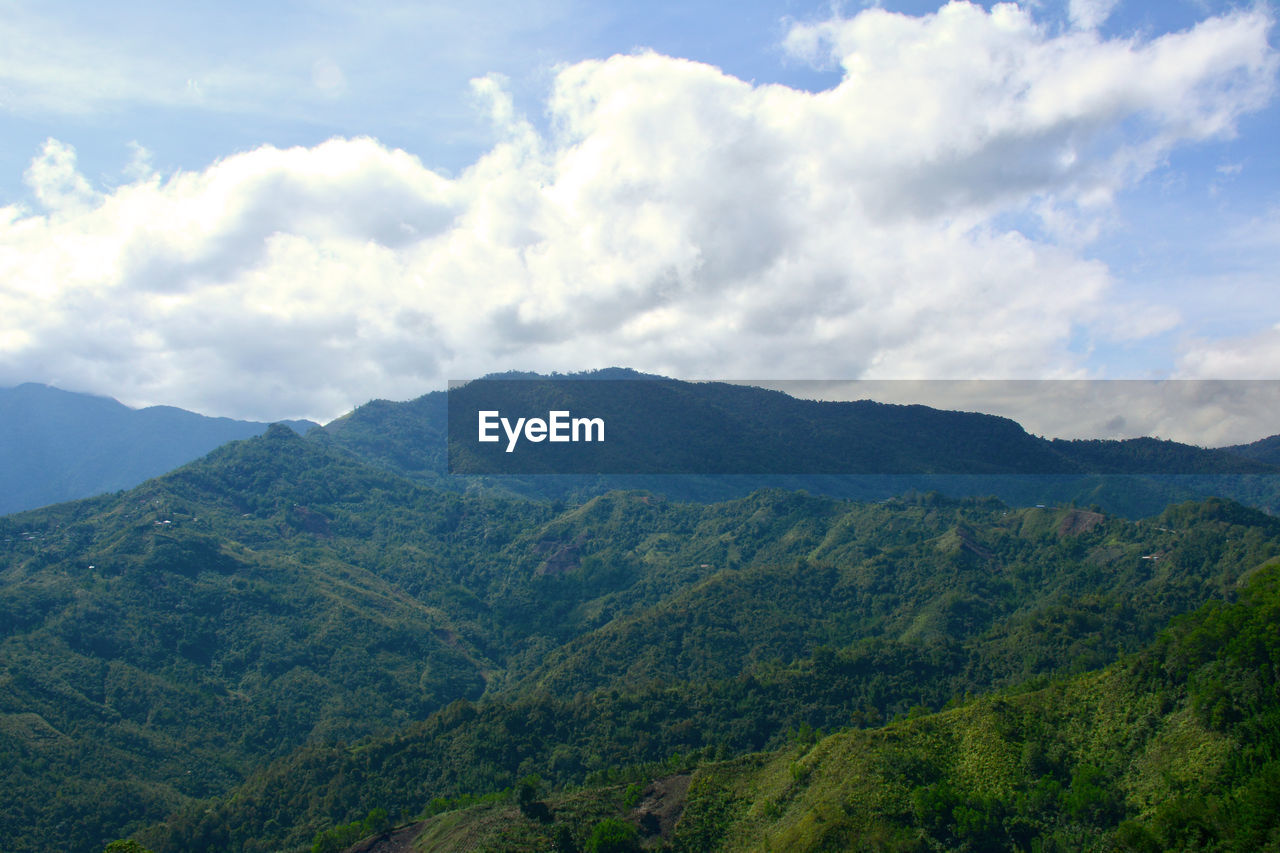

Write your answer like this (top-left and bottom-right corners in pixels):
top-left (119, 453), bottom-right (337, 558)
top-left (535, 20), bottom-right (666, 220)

top-left (1, 0), bottom-right (1278, 434)
top-left (0, 1), bottom-right (843, 190)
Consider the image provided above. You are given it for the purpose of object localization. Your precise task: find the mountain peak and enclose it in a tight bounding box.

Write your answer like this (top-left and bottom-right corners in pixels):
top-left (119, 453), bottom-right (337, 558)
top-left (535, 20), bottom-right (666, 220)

top-left (264, 422), bottom-right (304, 441)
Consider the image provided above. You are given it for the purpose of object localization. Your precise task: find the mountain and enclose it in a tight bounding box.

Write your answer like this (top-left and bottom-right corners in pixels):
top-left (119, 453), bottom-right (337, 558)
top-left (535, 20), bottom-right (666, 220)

top-left (320, 372), bottom-right (1280, 516)
top-left (8, 374), bottom-right (1274, 518)
top-left (4, 375), bottom-right (1280, 851)
top-left (0, 383), bottom-right (317, 515)
top-left (100, 485), bottom-right (1280, 851)
top-left (372, 556), bottom-right (1280, 852)
top-left (330, 371), bottom-right (1276, 477)
top-left (1223, 433), bottom-right (1280, 467)
top-left (0, 426), bottom-right (512, 852)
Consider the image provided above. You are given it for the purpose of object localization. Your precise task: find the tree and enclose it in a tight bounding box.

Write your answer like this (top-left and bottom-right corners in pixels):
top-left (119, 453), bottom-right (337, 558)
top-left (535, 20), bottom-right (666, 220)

top-left (104, 842), bottom-right (154, 853)
top-left (584, 818), bottom-right (641, 853)
top-left (516, 774), bottom-right (553, 822)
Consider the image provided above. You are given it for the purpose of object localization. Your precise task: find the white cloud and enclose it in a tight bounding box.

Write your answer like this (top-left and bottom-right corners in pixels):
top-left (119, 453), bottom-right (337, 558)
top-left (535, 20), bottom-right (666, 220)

top-left (0, 2), bottom-right (1276, 422)
top-left (123, 141), bottom-right (157, 182)
top-left (1179, 324), bottom-right (1280, 380)
top-left (23, 139), bottom-right (99, 211)
top-left (1067, 0), bottom-right (1119, 31)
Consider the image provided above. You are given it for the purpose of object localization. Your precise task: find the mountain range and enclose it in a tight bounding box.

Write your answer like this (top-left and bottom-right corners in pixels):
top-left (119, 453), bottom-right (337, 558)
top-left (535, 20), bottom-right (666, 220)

top-left (326, 371), bottom-right (1280, 517)
top-left (6, 373), bottom-right (1279, 518)
top-left (2, 374), bottom-right (1280, 852)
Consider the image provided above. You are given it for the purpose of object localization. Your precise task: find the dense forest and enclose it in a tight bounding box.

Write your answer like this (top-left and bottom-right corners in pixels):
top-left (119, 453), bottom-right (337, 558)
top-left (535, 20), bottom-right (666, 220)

top-left (2, 379), bottom-right (1280, 851)
top-left (278, 558), bottom-right (1280, 852)
top-left (1, 430), bottom-right (1278, 850)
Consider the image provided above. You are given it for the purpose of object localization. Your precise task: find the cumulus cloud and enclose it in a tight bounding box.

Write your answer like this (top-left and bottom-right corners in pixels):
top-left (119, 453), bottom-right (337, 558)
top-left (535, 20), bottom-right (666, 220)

top-left (1179, 324), bottom-right (1280, 380)
top-left (23, 138), bottom-right (99, 211)
top-left (0, 2), bottom-right (1276, 422)
top-left (1067, 0), bottom-right (1119, 31)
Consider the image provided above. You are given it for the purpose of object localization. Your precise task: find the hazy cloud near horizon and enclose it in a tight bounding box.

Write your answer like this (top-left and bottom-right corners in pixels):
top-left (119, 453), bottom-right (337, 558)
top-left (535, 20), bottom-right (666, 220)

top-left (760, 379), bottom-right (1280, 447)
top-left (1, 3), bottom-right (1277, 424)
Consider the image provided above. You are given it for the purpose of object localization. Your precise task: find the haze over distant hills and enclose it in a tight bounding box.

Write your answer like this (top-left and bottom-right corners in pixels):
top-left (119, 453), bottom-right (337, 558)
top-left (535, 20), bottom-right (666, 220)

top-left (0, 384), bottom-right (316, 515)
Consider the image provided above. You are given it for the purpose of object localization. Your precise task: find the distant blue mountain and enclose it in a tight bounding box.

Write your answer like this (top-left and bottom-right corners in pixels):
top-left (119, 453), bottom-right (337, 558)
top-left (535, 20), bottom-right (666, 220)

top-left (0, 383), bottom-right (316, 515)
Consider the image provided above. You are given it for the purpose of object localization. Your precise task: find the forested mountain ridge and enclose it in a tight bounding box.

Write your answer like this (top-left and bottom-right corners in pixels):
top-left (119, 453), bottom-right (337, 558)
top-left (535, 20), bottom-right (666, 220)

top-left (0, 383), bottom-right (316, 515)
top-left (1, 426), bottom-right (517, 851)
top-left (1224, 432), bottom-right (1280, 466)
top-left (330, 372), bottom-right (1280, 477)
top-left (318, 373), bottom-right (1280, 515)
top-left (5, 374), bottom-right (1277, 519)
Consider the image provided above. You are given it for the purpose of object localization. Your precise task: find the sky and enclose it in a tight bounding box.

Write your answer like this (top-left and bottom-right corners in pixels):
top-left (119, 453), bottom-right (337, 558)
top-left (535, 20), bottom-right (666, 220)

top-left (1, 0), bottom-right (1278, 438)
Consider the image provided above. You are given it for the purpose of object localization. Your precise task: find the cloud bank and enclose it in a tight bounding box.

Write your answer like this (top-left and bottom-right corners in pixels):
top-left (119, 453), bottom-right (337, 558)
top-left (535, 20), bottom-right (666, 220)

top-left (1, 2), bottom-right (1275, 422)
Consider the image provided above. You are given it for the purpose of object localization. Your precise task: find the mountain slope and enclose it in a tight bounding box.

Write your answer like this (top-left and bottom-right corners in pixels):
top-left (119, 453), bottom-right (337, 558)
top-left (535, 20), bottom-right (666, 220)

top-left (4, 378), bottom-right (1279, 851)
top-left (133, 497), bottom-right (1280, 852)
top-left (0, 427), bottom-right (510, 852)
top-left (0, 383), bottom-right (316, 515)
top-left (669, 558), bottom-right (1280, 852)
top-left (315, 556), bottom-right (1280, 853)
top-left (510, 494), bottom-right (1276, 698)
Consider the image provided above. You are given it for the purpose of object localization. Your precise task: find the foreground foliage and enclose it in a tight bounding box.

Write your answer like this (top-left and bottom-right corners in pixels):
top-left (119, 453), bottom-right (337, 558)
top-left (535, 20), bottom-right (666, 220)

top-left (670, 559), bottom-right (1280, 851)
top-left (143, 494), bottom-right (1280, 849)
top-left (282, 560), bottom-right (1280, 852)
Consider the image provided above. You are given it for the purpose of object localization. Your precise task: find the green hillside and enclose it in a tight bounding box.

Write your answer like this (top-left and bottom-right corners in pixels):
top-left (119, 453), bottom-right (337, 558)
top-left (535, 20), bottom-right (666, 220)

top-left (279, 557), bottom-right (1280, 853)
top-left (4, 399), bottom-right (1280, 852)
top-left (670, 558), bottom-right (1280, 852)
top-left (0, 427), bottom-right (518, 852)
top-left (129, 494), bottom-right (1280, 852)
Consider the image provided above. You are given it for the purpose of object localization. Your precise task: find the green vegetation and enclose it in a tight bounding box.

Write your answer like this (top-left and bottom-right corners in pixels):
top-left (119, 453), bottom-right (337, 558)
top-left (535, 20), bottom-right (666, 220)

top-left (137, 489), bottom-right (1280, 849)
top-left (4, 392), bottom-right (1280, 852)
top-left (584, 817), bottom-right (642, 852)
top-left (309, 808), bottom-right (389, 853)
top-left (667, 559), bottom-right (1280, 851)
top-left (0, 427), bottom-right (510, 851)
top-left (235, 560), bottom-right (1280, 852)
